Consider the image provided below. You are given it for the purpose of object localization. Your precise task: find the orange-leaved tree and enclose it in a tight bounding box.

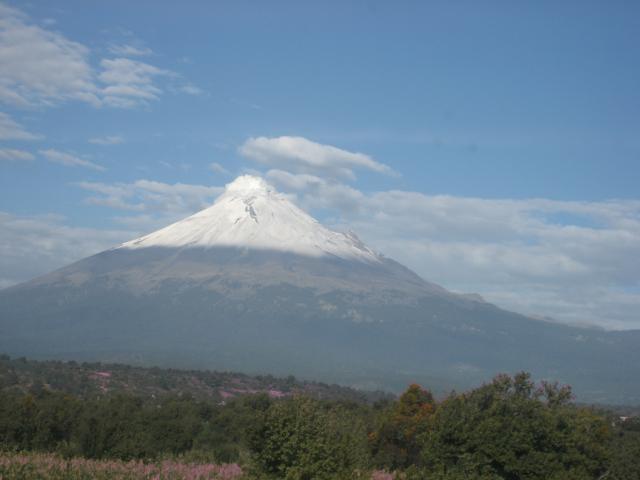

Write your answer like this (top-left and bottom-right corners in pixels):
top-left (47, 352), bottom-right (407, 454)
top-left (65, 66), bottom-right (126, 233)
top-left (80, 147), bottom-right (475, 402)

top-left (369, 383), bottom-right (435, 470)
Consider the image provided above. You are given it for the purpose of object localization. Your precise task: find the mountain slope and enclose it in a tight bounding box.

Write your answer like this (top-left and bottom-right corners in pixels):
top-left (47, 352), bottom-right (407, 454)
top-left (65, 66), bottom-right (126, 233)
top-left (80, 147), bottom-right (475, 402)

top-left (1, 175), bottom-right (638, 404)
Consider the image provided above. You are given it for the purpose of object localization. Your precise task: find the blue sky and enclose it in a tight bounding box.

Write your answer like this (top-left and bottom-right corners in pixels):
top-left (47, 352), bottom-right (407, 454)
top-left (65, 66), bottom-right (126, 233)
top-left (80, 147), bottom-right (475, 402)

top-left (1, 1), bottom-right (639, 329)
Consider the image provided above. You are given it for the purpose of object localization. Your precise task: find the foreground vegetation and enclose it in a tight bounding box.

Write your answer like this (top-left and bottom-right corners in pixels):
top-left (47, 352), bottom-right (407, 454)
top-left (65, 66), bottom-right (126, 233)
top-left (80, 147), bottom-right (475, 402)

top-left (0, 360), bottom-right (638, 479)
top-left (0, 452), bottom-right (242, 479)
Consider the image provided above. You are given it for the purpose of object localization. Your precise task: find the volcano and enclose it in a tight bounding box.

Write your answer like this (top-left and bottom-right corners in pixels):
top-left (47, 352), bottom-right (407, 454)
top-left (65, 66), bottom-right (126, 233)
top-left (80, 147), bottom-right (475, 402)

top-left (1, 175), bottom-right (638, 403)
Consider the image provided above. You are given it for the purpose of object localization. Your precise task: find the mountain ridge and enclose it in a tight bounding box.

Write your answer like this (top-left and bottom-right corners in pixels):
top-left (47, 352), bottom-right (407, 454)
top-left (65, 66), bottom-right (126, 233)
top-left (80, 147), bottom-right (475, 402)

top-left (1, 175), bottom-right (639, 404)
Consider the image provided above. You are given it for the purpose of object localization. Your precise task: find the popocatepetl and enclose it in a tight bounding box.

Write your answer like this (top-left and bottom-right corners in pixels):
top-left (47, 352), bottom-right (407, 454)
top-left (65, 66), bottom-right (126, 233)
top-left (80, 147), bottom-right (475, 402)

top-left (1, 175), bottom-right (638, 403)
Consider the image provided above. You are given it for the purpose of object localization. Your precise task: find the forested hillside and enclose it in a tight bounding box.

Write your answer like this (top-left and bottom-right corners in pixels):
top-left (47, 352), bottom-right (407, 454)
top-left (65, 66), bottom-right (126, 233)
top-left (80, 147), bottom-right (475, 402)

top-left (0, 355), bottom-right (638, 479)
top-left (0, 354), bottom-right (389, 404)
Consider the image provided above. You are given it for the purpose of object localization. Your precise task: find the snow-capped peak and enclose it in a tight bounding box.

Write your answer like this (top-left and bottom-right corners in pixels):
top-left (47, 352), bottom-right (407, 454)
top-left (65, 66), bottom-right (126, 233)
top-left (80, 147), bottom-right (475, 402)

top-left (224, 175), bottom-right (273, 195)
top-left (119, 175), bottom-right (381, 262)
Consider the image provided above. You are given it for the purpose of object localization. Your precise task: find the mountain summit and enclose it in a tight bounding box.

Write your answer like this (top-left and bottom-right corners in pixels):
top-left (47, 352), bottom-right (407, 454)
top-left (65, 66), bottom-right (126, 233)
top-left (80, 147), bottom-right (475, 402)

top-left (63, 174), bottom-right (440, 298)
top-left (1, 175), bottom-right (639, 404)
top-left (120, 175), bottom-right (380, 263)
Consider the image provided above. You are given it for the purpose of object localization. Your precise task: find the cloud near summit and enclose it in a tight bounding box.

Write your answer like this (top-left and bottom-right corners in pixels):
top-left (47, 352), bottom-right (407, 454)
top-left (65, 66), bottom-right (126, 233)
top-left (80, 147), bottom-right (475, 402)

top-left (239, 136), bottom-right (397, 180)
top-left (262, 170), bottom-right (640, 330)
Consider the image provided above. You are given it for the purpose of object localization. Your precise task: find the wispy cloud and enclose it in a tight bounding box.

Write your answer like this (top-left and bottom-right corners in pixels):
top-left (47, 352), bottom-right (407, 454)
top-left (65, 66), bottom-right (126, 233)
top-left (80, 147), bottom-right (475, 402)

top-left (88, 135), bottom-right (124, 145)
top-left (0, 3), bottom-right (100, 107)
top-left (39, 149), bottom-right (105, 171)
top-left (209, 162), bottom-right (230, 175)
top-left (239, 136), bottom-right (398, 180)
top-left (99, 57), bottom-right (172, 108)
top-left (0, 4), bottom-right (189, 109)
top-left (76, 179), bottom-right (223, 218)
top-left (0, 112), bottom-right (40, 140)
top-left (0, 211), bottom-right (133, 288)
top-left (266, 169), bottom-right (364, 213)
top-left (267, 170), bottom-right (640, 330)
top-left (108, 43), bottom-right (153, 57)
top-left (180, 84), bottom-right (204, 96)
top-left (1, 179), bottom-right (223, 286)
top-left (0, 148), bottom-right (34, 161)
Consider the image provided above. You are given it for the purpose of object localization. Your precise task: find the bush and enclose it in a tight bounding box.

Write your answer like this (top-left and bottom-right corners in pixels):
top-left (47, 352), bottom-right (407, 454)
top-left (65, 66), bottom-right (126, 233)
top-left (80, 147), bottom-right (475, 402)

top-left (419, 373), bottom-right (611, 479)
top-left (248, 396), bottom-right (369, 479)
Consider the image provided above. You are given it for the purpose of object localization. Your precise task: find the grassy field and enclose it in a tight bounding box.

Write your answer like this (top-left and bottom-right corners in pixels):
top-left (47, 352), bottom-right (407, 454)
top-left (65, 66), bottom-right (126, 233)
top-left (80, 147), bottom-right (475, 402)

top-left (0, 452), bottom-right (244, 479)
top-left (0, 452), bottom-right (397, 480)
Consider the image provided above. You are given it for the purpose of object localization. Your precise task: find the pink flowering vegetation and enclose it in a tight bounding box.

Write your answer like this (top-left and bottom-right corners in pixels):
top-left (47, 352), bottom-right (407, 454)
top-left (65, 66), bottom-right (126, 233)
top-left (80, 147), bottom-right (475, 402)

top-left (370, 472), bottom-right (395, 480)
top-left (0, 452), bottom-right (244, 479)
top-left (1, 355), bottom-right (376, 405)
top-left (0, 452), bottom-right (395, 479)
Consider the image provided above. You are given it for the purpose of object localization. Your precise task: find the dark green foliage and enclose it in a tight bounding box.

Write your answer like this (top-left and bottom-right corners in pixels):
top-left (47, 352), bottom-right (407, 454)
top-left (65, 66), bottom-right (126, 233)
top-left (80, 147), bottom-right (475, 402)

top-left (0, 366), bottom-right (638, 479)
top-left (419, 373), bottom-right (611, 479)
top-left (609, 416), bottom-right (640, 480)
top-left (0, 390), bottom-right (271, 463)
top-left (247, 396), bottom-right (370, 479)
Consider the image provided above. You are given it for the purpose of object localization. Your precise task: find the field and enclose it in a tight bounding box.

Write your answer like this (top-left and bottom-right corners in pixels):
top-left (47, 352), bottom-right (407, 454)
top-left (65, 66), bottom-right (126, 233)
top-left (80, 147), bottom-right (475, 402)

top-left (0, 452), bottom-right (243, 480)
top-left (0, 452), bottom-right (398, 480)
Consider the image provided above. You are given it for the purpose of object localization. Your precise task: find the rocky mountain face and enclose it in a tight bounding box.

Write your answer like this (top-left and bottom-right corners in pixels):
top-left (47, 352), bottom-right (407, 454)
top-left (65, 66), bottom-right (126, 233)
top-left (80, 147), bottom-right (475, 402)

top-left (1, 175), bottom-right (638, 404)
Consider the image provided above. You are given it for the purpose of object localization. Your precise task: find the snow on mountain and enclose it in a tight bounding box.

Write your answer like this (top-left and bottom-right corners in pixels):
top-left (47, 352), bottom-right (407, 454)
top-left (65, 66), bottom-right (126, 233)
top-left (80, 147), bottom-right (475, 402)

top-left (2, 177), bottom-right (640, 404)
top-left (119, 175), bottom-right (381, 263)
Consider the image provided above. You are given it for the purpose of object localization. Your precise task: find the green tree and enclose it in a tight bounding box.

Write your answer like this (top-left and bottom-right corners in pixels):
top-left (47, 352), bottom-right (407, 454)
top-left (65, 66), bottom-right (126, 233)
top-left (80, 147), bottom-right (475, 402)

top-left (609, 417), bottom-right (640, 480)
top-left (420, 373), bottom-right (610, 480)
top-left (248, 396), bottom-right (369, 479)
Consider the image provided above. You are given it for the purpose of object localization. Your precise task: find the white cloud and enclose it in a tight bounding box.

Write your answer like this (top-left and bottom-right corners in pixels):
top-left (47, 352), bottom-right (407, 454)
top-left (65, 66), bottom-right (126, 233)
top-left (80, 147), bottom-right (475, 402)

top-left (0, 4), bottom-right (186, 109)
top-left (88, 135), bottom-right (124, 145)
top-left (0, 4), bottom-right (100, 107)
top-left (266, 169), bottom-right (365, 213)
top-left (0, 147), bottom-right (33, 161)
top-left (108, 43), bottom-right (153, 57)
top-left (180, 84), bottom-right (204, 95)
top-left (39, 148), bottom-right (105, 171)
top-left (111, 213), bottom-right (168, 231)
top-left (266, 172), bottom-right (640, 330)
top-left (98, 57), bottom-right (167, 86)
top-left (75, 181), bottom-right (144, 211)
top-left (0, 112), bottom-right (39, 140)
top-left (75, 179), bottom-right (223, 218)
top-left (360, 197), bottom-right (640, 330)
top-left (266, 169), bottom-right (324, 190)
top-left (239, 136), bottom-right (397, 180)
top-left (0, 211), bottom-right (133, 287)
top-left (209, 162), bottom-right (230, 175)
top-left (98, 57), bottom-right (172, 108)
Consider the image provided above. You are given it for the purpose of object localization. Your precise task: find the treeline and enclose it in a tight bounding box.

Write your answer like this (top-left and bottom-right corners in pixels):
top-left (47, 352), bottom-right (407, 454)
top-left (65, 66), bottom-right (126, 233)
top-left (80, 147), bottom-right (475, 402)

top-left (0, 354), bottom-right (388, 404)
top-left (0, 372), bottom-right (639, 479)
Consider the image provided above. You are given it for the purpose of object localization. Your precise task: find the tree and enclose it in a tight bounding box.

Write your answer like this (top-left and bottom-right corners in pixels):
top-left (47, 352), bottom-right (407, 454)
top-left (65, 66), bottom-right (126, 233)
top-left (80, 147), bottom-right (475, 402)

top-left (419, 373), bottom-right (611, 479)
top-left (609, 416), bottom-right (640, 480)
top-left (369, 383), bottom-right (435, 469)
top-left (248, 396), bottom-right (369, 479)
